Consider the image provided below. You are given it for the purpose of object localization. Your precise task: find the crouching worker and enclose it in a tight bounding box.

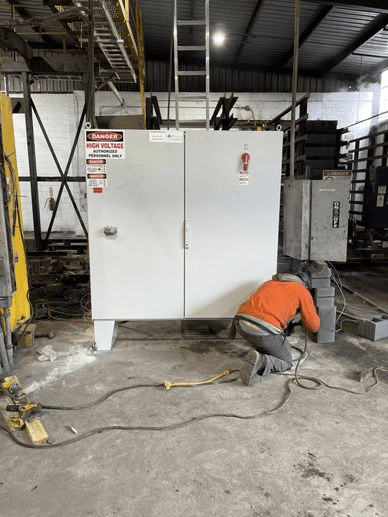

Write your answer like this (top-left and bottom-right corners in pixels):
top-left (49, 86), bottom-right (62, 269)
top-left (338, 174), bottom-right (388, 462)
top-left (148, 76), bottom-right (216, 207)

top-left (229, 272), bottom-right (320, 387)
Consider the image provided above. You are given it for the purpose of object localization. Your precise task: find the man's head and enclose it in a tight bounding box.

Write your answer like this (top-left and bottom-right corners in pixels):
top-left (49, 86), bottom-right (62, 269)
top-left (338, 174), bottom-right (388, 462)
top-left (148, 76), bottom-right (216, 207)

top-left (294, 271), bottom-right (311, 288)
top-left (272, 271), bottom-right (311, 289)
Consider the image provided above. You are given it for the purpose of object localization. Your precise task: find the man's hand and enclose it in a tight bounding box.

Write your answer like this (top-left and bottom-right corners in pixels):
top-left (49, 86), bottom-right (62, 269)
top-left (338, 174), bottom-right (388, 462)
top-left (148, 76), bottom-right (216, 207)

top-left (284, 321), bottom-right (302, 336)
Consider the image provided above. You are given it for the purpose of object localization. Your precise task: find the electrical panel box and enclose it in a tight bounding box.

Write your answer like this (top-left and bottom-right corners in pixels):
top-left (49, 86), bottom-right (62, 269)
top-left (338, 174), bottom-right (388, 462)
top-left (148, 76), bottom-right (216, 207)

top-left (86, 130), bottom-right (283, 349)
top-left (283, 172), bottom-right (351, 262)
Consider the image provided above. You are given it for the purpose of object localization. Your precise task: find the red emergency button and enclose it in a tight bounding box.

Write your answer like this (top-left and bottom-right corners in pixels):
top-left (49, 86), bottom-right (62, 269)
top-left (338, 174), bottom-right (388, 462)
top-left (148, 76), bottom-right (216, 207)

top-left (242, 152), bottom-right (250, 172)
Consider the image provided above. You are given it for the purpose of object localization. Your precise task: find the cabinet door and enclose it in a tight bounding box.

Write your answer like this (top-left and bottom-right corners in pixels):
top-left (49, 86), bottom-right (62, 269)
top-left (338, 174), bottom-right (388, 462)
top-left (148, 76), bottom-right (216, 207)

top-left (184, 131), bottom-right (283, 318)
top-left (87, 130), bottom-right (185, 320)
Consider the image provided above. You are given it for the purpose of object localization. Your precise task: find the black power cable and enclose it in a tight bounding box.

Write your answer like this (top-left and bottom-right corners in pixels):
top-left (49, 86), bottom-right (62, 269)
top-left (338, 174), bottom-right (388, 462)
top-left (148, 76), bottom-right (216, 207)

top-left (0, 377), bottom-right (294, 449)
top-left (282, 330), bottom-right (388, 394)
top-left (1, 332), bottom-right (387, 449)
top-left (40, 382), bottom-right (160, 410)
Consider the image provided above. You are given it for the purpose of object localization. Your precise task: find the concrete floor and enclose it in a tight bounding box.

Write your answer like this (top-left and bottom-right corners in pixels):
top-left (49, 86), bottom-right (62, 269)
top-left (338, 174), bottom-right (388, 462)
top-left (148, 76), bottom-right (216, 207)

top-left (1, 265), bottom-right (388, 517)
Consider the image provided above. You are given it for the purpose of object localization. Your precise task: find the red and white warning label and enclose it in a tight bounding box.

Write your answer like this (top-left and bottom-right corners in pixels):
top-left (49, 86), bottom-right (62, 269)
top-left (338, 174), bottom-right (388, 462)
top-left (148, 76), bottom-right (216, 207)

top-left (85, 130), bottom-right (125, 159)
top-left (86, 158), bottom-right (107, 188)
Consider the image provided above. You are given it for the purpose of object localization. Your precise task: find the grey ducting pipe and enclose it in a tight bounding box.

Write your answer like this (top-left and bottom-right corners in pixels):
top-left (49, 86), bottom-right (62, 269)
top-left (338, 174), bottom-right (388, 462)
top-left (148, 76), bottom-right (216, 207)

top-left (0, 327), bottom-right (9, 373)
top-left (4, 309), bottom-right (13, 368)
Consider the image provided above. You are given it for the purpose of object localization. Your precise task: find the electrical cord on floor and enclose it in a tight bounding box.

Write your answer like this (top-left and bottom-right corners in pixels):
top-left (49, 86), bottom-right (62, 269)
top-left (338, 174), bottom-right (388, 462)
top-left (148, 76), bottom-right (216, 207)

top-left (0, 372), bottom-right (294, 450)
top-left (281, 330), bottom-right (388, 395)
top-left (1, 331), bottom-right (387, 449)
top-left (39, 383), bottom-right (165, 410)
top-left (0, 397), bottom-right (291, 450)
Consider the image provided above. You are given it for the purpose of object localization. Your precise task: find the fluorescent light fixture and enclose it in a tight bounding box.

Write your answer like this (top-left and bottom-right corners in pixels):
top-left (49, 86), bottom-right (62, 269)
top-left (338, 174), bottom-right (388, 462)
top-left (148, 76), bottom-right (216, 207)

top-left (213, 31), bottom-right (225, 46)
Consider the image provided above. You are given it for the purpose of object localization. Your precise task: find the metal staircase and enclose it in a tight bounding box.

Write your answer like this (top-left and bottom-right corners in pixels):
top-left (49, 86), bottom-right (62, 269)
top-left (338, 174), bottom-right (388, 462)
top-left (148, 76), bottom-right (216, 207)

top-left (75, 0), bottom-right (138, 82)
top-left (173, 0), bottom-right (210, 129)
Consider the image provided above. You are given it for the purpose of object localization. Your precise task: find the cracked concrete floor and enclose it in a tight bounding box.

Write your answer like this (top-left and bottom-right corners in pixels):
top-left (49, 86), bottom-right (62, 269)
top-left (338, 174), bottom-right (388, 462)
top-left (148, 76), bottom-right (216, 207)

top-left (1, 266), bottom-right (388, 517)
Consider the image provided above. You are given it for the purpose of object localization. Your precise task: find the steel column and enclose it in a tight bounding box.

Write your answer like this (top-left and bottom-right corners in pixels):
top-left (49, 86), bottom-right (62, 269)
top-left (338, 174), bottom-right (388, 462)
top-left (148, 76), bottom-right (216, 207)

top-left (22, 72), bottom-right (42, 249)
top-left (290, 0), bottom-right (301, 180)
top-left (85, 0), bottom-right (96, 126)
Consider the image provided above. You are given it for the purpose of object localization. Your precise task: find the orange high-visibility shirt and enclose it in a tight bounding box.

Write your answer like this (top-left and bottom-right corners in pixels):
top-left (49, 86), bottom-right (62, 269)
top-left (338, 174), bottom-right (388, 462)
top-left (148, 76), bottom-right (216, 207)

top-left (238, 280), bottom-right (320, 333)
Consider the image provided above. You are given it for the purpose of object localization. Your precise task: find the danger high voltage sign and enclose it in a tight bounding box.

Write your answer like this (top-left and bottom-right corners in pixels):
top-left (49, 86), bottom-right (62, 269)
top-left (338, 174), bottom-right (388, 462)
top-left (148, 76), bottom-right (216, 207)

top-left (85, 130), bottom-right (125, 159)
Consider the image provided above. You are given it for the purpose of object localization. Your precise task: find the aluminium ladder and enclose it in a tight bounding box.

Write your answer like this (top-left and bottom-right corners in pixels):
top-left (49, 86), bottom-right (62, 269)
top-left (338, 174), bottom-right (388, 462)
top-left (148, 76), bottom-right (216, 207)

top-left (173, 0), bottom-right (210, 129)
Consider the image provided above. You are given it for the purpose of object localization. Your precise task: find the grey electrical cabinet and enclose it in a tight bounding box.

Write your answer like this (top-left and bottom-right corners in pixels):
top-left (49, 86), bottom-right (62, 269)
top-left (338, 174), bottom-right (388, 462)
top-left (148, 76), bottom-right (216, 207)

top-left (86, 130), bottom-right (283, 349)
top-left (283, 174), bottom-right (351, 262)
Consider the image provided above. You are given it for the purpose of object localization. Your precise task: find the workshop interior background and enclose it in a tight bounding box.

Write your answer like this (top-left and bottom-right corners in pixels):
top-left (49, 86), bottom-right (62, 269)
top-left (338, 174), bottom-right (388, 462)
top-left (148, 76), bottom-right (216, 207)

top-left (1, 1), bottom-right (388, 516)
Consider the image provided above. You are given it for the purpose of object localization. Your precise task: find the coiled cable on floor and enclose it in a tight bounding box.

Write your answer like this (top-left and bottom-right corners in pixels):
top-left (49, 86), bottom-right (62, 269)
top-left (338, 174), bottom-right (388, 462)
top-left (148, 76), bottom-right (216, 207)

top-left (282, 330), bottom-right (388, 395)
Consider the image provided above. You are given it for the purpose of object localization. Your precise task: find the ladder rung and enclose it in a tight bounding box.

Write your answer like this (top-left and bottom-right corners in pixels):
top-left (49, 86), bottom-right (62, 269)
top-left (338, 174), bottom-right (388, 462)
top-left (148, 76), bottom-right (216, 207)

top-left (174, 0), bottom-right (210, 130)
top-left (177, 46), bottom-right (207, 51)
top-left (178, 71), bottom-right (207, 76)
top-left (177, 20), bottom-right (207, 26)
top-left (177, 94), bottom-right (208, 100)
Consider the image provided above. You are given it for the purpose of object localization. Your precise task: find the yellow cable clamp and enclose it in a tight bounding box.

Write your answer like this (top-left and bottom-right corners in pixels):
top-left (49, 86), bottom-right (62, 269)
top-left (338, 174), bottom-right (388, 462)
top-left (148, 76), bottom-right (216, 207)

top-left (163, 369), bottom-right (233, 390)
top-left (1, 376), bottom-right (19, 391)
top-left (8, 416), bottom-right (25, 430)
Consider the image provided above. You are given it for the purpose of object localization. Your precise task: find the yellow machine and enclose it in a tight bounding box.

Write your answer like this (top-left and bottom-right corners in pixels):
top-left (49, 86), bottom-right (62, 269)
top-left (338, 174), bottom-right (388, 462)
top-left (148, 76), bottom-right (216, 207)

top-left (0, 94), bottom-right (49, 444)
top-left (0, 93), bottom-right (30, 372)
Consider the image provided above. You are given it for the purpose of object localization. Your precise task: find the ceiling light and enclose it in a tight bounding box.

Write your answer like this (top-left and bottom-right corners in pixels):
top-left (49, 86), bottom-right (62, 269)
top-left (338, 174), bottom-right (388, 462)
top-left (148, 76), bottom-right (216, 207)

top-left (213, 32), bottom-right (225, 46)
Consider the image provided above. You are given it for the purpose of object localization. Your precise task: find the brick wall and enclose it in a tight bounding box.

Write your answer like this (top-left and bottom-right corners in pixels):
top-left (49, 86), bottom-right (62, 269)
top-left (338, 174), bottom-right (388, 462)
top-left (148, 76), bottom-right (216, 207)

top-left (14, 93), bottom-right (87, 236)
top-left (13, 89), bottom-right (378, 233)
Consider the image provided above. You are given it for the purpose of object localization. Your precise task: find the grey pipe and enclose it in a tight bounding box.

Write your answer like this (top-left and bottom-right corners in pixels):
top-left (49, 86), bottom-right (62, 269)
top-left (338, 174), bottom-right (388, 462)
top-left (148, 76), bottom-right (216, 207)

top-left (4, 309), bottom-right (13, 368)
top-left (0, 326), bottom-right (10, 373)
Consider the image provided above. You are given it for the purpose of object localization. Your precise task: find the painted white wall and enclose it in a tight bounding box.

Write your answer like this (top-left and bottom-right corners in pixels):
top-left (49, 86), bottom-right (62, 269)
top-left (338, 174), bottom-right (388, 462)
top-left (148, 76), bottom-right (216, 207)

top-left (14, 93), bottom-right (88, 236)
top-left (12, 88), bottom-right (378, 234)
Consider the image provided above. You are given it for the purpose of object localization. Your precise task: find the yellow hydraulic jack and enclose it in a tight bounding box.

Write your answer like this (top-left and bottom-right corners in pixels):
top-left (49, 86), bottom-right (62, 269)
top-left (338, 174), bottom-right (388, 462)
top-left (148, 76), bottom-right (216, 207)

top-left (0, 376), bottom-right (49, 444)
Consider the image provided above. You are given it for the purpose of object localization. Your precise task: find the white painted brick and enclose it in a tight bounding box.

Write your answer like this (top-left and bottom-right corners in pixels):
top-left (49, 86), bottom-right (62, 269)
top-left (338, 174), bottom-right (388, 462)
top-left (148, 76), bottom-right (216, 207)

top-left (13, 89), bottom-right (378, 235)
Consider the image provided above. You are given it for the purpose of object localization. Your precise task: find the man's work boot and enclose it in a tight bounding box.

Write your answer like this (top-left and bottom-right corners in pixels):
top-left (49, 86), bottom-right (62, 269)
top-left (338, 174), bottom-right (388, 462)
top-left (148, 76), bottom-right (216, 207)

top-left (240, 350), bottom-right (267, 387)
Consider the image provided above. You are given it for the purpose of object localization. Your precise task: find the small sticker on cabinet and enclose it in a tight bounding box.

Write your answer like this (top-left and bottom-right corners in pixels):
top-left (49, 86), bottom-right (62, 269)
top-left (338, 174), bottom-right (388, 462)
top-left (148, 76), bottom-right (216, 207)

top-left (149, 130), bottom-right (184, 143)
top-left (332, 201), bottom-right (340, 228)
top-left (239, 173), bottom-right (249, 185)
top-left (86, 159), bottom-right (107, 188)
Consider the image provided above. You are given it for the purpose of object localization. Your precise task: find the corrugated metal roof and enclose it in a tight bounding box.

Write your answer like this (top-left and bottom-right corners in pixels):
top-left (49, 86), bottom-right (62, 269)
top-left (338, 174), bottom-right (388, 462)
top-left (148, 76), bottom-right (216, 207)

top-left (297, 6), bottom-right (378, 72)
top-left (235, 1), bottom-right (319, 67)
top-left (2, 0), bottom-right (388, 92)
top-left (137, 0), bottom-right (388, 82)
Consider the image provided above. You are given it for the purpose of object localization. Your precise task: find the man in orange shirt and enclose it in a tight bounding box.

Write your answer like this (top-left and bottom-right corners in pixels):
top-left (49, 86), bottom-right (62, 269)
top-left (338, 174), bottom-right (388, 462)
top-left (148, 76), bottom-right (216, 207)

top-left (230, 272), bottom-right (320, 387)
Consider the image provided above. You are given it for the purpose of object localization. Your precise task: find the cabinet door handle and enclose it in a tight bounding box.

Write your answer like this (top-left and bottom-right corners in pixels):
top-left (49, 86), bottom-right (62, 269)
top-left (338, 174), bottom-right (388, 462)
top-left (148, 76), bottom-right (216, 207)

top-left (184, 219), bottom-right (190, 249)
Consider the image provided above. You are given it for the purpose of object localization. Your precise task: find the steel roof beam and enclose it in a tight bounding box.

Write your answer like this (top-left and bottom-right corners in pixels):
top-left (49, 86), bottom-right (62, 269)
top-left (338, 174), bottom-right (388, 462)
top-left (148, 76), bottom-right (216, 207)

top-left (0, 26), bottom-right (33, 62)
top-left (306, 0), bottom-right (388, 11)
top-left (5, 0), bottom-right (60, 48)
top-left (42, 3), bottom-right (87, 47)
top-left (234, 0), bottom-right (265, 64)
top-left (0, 27), bottom-right (88, 74)
top-left (319, 12), bottom-right (388, 75)
top-left (274, 5), bottom-right (333, 69)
